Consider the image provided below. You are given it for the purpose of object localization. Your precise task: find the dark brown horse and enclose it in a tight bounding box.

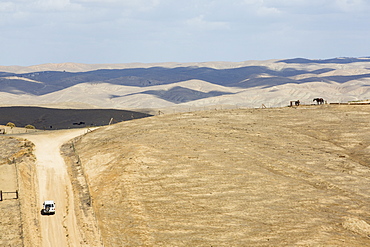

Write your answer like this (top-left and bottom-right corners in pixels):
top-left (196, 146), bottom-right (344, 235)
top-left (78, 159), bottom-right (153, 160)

top-left (313, 98), bottom-right (324, 104)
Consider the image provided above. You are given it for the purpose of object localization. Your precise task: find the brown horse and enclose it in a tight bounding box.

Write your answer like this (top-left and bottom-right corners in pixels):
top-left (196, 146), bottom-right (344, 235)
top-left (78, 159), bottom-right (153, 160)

top-left (313, 98), bottom-right (324, 105)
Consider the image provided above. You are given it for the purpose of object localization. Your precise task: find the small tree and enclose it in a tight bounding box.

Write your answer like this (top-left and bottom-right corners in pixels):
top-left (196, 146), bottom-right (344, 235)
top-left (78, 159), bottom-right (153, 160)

top-left (25, 125), bottom-right (35, 129)
top-left (6, 122), bottom-right (15, 128)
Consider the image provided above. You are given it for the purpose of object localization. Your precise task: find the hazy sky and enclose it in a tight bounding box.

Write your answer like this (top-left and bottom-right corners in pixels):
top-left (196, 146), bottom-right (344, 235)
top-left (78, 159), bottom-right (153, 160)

top-left (1, 0), bottom-right (370, 65)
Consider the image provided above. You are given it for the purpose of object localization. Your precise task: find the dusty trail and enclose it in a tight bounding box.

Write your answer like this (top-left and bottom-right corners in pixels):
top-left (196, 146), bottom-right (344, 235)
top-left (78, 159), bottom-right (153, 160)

top-left (22, 128), bottom-right (91, 247)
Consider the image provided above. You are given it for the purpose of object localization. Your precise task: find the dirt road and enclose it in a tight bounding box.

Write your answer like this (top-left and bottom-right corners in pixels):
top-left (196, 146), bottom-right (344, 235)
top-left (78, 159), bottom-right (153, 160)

top-left (22, 128), bottom-right (92, 247)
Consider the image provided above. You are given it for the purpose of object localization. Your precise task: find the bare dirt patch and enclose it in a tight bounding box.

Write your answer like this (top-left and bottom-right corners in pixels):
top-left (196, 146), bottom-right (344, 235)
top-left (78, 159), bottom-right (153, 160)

top-left (75, 105), bottom-right (370, 246)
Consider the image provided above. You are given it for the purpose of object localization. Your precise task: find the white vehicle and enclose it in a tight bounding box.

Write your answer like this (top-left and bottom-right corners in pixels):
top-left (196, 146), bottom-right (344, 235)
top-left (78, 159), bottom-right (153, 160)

top-left (41, 200), bottom-right (56, 215)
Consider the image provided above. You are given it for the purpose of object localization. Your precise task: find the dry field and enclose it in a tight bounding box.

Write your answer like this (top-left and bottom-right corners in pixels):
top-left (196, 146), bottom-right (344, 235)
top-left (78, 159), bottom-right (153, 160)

top-left (3, 104), bottom-right (370, 246)
top-left (74, 104), bottom-right (370, 246)
top-left (0, 137), bottom-right (38, 246)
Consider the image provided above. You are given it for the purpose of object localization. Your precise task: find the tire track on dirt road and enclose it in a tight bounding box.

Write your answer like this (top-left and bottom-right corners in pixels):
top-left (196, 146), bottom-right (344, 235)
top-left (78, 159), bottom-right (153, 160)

top-left (20, 128), bottom-right (100, 247)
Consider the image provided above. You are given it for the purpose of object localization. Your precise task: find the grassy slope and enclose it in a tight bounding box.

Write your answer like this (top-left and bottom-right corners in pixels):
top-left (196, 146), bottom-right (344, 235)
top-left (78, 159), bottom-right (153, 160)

top-left (75, 105), bottom-right (370, 246)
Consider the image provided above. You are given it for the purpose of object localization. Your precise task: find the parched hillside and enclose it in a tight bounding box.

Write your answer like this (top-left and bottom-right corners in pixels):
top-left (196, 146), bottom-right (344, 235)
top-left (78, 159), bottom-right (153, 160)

top-left (0, 137), bottom-right (39, 247)
top-left (74, 105), bottom-right (370, 246)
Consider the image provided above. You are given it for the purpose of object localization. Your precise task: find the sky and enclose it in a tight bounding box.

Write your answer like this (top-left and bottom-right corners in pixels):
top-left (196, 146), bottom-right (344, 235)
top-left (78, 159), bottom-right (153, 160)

top-left (1, 0), bottom-right (370, 66)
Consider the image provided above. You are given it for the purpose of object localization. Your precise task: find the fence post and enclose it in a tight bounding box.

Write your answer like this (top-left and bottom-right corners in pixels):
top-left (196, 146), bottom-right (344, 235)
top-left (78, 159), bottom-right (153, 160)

top-left (0, 190), bottom-right (2, 201)
top-left (15, 190), bottom-right (18, 199)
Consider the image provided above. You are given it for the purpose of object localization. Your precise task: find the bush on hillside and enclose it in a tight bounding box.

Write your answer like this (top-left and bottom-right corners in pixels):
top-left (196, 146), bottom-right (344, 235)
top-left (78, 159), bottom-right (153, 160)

top-left (25, 125), bottom-right (35, 129)
top-left (6, 122), bottom-right (15, 128)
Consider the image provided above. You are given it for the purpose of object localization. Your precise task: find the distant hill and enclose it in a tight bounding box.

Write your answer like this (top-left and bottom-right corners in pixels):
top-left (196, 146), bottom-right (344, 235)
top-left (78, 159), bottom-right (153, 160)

top-left (1, 58), bottom-right (370, 109)
top-left (280, 57), bottom-right (370, 64)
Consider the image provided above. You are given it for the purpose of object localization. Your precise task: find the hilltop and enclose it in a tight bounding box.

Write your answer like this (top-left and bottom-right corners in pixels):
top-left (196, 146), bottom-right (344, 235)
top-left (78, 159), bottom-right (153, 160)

top-left (71, 104), bottom-right (370, 246)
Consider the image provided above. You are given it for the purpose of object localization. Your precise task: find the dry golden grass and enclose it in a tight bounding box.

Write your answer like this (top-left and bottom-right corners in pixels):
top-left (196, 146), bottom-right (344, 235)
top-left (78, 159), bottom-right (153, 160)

top-left (74, 105), bottom-right (370, 246)
top-left (0, 137), bottom-right (38, 247)
top-left (3, 104), bottom-right (370, 246)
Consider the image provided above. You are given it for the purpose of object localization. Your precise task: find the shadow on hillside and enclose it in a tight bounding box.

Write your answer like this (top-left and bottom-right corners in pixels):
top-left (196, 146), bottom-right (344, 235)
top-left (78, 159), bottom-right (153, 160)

top-left (113, 86), bottom-right (234, 103)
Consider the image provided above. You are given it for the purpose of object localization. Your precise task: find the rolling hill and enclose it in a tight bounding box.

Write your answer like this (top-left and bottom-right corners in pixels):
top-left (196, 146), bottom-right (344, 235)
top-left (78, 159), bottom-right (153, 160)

top-left (71, 105), bottom-right (370, 246)
top-left (1, 57), bottom-right (370, 110)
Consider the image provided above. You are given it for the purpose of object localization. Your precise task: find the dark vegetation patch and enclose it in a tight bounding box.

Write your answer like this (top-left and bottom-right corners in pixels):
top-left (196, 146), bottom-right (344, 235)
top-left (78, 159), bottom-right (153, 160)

top-left (0, 106), bottom-right (152, 130)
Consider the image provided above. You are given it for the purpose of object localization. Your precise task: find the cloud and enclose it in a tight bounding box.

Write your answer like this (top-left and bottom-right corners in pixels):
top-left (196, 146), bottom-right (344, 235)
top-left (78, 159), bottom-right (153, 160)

top-left (242, 0), bottom-right (282, 16)
top-left (1, 0), bottom-right (370, 65)
top-left (0, 2), bottom-right (14, 12)
top-left (72, 0), bottom-right (160, 12)
top-left (257, 6), bottom-right (281, 16)
top-left (0, 0), bottom-right (79, 13)
top-left (34, 0), bottom-right (73, 11)
top-left (241, 0), bottom-right (370, 15)
top-left (334, 0), bottom-right (368, 12)
top-left (186, 15), bottom-right (230, 31)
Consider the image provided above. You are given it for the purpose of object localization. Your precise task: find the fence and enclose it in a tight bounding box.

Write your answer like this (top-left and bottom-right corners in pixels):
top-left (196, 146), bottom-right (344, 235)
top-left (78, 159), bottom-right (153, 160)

top-left (0, 190), bottom-right (18, 201)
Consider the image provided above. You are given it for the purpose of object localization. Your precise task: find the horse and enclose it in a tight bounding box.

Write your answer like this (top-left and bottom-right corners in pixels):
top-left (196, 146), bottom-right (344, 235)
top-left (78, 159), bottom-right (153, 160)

top-left (313, 98), bottom-right (324, 105)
